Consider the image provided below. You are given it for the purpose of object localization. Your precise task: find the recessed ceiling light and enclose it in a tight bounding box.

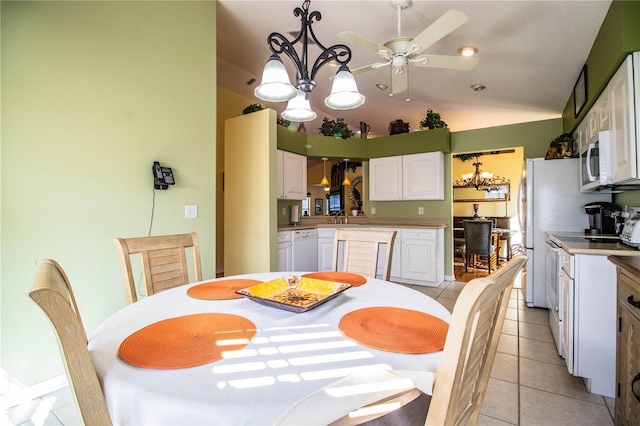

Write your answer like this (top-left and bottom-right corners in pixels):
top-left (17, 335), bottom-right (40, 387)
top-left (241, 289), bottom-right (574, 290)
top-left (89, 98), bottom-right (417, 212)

top-left (471, 84), bottom-right (486, 92)
top-left (376, 83), bottom-right (389, 90)
top-left (457, 46), bottom-right (478, 57)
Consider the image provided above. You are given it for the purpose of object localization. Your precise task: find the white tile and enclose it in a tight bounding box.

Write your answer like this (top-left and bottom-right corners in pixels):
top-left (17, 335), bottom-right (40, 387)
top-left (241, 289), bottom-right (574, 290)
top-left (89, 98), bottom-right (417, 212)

top-left (51, 402), bottom-right (80, 426)
top-left (519, 322), bottom-right (553, 343)
top-left (440, 289), bottom-right (461, 300)
top-left (446, 281), bottom-right (467, 291)
top-left (490, 353), bottom-right (518, 384)
top-left (519, 337), bottom-right (565, 366)
top-left (480, 378), bottom-right (519, 425)
top-left (497, 334), bottom-right (518, 356)
top-left (478, 414), bottom-right (517, 425)
top-left (411, 286), bottom-right (444, 298)
top-left (500, 319), bottom-right (518, 336)
top-left (518, 307), bottom-right (550, 326)
top-left (520, 386), bottom-right (613, 425)
top-left (435, 297), bottom-right (457, 312)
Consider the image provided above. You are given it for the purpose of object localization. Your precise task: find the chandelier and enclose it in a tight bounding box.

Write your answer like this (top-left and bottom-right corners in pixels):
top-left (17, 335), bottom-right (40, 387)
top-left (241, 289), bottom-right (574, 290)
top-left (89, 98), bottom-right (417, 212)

top-left (254, 0), bottom-right (365, 122)
top-left (454, 156), bottom-right (509, 191)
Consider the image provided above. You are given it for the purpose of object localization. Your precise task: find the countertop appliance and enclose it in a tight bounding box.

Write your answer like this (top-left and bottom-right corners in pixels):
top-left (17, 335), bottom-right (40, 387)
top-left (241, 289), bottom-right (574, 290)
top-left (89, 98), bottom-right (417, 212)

top-left (518, 158), bottom-right (609, 308)
top-left (621, 213), bottom-right (640, 248)
top-left (292, 228), bottom-right (318, 272)
top-left (584, 201), bottom-right (620, 235)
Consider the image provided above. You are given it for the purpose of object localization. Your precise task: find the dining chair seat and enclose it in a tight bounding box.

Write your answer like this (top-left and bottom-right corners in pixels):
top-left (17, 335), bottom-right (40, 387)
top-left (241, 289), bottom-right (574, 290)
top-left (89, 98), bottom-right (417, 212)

top-left (333, 229), bottom-right (397, 281)
top-left (114, 232), bottom-right (202, 304)
top-left (27, 259), bottom-right (112, 425)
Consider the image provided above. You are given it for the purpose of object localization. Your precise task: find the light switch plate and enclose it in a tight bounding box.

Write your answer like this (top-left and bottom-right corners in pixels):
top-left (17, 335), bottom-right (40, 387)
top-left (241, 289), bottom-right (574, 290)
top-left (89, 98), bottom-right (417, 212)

top-left (418, 207), bottom-right (424, 215)
top-left (185, 205), bottom-right (198, 218)
top-left (371, 207), bottom-right (376, 215)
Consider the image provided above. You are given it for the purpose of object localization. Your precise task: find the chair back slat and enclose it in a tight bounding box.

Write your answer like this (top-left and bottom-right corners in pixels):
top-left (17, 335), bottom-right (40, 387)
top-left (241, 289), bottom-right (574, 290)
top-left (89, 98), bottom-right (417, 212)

top-left (115, 232), bottom-right (202, 304)
top-left (333, 230), bottom-right (397, 280)
top-left (27, 259), bottom-right (112, 425)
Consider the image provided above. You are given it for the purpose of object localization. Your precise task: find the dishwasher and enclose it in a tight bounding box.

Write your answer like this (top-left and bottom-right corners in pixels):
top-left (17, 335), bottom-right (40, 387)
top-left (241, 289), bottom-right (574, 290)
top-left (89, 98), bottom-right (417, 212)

top-left (292, 229), bottom-right (318, 272)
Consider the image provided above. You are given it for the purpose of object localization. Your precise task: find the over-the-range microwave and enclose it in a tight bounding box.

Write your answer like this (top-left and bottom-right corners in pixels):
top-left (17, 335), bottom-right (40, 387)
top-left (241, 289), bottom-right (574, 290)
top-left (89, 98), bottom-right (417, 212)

top-left (580, 130), bottom-right (612, 192)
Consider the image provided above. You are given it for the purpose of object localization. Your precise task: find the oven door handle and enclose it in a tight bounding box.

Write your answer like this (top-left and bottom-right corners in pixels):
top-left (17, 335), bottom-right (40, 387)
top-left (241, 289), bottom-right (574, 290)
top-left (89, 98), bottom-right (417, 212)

top-left (585, 143), bottom-right (596, 182)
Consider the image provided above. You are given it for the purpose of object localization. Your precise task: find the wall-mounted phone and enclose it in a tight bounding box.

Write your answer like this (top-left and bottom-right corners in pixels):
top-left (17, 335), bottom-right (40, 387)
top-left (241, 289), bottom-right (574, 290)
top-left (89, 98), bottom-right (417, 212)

top-left (152, 161), bottom-right (175, 190)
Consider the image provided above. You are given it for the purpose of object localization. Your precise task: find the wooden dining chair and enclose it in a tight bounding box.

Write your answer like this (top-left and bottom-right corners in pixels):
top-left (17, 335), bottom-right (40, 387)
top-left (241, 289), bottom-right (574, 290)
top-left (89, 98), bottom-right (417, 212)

top-left (330, 255), bottom-right (528, 426)
top-left (333, 229), bottom-right (397, 280)
top-left (462, 219), bottom-right (495, 273)
top-left (27, 259), bottom-right (112, 425)
top-left (114, 232), bottom-right (202, 304)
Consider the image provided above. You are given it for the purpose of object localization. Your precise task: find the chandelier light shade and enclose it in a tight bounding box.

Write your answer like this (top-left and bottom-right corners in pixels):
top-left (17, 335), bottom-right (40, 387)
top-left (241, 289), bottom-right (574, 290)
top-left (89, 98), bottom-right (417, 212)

top-left (320, 157), bottom-right (330, 189)
top-left (325, 65), bottom-right (366, 110)
top-left (454, 156), bottom-right (509, 191)
top-left (342, 159), bottom-right (351, 186)
top-left (282, 90), bottom-right (317, 122)
top-left (253, 54), bottom-right (298, 102)
top-left (254, 0), bottom-right (364, 120)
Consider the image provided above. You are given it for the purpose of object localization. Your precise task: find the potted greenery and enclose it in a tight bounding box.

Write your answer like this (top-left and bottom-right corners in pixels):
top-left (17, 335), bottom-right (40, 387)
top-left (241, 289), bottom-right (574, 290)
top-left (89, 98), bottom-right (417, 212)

top-left (420, 109), bottom-right (448, 129)
top-left (242, 103), bottom-right (264, 115)
top-left (318, 117), bottom-right (354, 139)
top-left (388, 119), bottom-right (410, 135)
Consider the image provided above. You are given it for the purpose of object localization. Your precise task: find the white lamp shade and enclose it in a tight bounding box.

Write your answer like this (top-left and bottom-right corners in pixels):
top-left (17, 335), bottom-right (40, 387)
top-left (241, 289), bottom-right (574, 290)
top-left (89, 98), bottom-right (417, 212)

top-left (325, 67), bottom-right (365, 110)
top-left (282, 91), bottom-right (317, 122)
top-left (254, 55), bottom-right (297, 102)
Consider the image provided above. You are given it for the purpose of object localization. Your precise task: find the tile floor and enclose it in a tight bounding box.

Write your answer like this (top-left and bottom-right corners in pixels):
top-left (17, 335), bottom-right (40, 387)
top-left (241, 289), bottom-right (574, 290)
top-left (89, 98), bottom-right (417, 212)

top-left (3, 279), bottom-right (616, 426)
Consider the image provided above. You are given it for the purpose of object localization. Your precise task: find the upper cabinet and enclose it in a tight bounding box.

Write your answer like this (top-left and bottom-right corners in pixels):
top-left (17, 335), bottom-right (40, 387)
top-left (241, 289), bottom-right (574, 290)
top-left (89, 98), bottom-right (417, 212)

top-left (370, 152), bottom-right (444, 201)
top-left (277, 149), bottom-right (307, 200)
top-left (608, 54), bottom-right (637, 184)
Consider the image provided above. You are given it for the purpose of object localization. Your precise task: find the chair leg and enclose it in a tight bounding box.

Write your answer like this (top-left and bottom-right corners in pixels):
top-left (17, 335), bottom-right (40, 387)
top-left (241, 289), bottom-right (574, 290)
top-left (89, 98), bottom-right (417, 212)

top-left (465, 253), bottom-right (468, 272)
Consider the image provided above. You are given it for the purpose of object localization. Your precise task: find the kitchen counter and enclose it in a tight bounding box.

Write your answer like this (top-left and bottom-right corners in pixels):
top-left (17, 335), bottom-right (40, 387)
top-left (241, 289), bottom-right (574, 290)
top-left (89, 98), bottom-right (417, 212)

top-left (278, 218), bottom-right (448, 232)
top-left (548, 231), bottom-right (640, 256)
top-left (607, 255), bottom-right (640, 276)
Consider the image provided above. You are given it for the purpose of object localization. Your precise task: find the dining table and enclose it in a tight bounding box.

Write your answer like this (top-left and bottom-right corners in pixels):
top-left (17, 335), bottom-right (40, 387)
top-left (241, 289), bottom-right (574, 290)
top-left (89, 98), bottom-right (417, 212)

top-left (88, 271), bottom-right (451, 425)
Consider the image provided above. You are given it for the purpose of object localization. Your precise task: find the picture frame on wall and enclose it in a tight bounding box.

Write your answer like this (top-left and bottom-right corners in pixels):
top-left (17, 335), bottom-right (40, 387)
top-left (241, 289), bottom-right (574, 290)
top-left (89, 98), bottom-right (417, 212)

top-left (573, 65), bottom-right (587, 118)
top-left (315, 198), bottom-right (323, 215)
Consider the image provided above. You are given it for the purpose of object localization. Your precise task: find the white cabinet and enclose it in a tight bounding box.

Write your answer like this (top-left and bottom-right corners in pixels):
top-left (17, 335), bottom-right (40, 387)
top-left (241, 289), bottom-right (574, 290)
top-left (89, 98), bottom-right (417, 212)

top-left (608, 54), bottom-right (636, 184)
top-left (369, 156), bottom-right (402, 200)
top-left (400, 229), bottom-right (443, 285)
top-left (277, 149), bottom-right (307, 200)
top-left (277, 231), bottom-right (292, 272)
top-left (317, 228), bottom-right (337, 272)
top-left (369, 152), bottom-right (444, 201)
top-left (559, 250), bottom-right (616, 397)
top-left (370, 227), bottom-right (402, 280)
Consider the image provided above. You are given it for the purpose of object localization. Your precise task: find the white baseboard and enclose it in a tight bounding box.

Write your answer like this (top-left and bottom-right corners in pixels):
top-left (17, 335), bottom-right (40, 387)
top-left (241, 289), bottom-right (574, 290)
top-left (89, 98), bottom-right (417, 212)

top-left (445, 274), bottom-right (455, 282)
top-left (0, 374), bottom-right (68, 411)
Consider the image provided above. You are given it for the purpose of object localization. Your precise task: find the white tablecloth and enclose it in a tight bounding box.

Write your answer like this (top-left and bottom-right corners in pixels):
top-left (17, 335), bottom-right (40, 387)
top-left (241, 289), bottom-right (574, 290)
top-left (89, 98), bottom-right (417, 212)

top-left (88, 272), bottom-right (451, 425)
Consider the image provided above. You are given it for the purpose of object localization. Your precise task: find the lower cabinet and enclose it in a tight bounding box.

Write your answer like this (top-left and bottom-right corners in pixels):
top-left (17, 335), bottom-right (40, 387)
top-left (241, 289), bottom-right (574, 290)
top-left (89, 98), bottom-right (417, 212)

top-left (610, 258), bottom-right (640, 425)
top-left (317, 228), bottom-right (337, 272)
top-left (277, 231), bottom-right (292, 272)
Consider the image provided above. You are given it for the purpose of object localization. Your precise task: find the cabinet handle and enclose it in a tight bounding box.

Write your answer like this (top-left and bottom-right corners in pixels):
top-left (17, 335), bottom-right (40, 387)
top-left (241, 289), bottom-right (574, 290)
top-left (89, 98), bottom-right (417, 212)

top-left (632, 373), bottom-right (640, 403)
top-left (628, 295), bottom-right (640, 310)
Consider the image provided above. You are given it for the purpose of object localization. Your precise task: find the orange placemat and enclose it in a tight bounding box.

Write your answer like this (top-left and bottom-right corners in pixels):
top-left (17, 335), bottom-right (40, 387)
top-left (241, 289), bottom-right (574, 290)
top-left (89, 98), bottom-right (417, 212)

top-left (339, 307), bottom-right (449, 354)
top-left (187, 279), bottom-right (263, 300)
top-left (119, 313), bottom-right (256, 369)
top-left (302, 272), bottom-right (367, 287)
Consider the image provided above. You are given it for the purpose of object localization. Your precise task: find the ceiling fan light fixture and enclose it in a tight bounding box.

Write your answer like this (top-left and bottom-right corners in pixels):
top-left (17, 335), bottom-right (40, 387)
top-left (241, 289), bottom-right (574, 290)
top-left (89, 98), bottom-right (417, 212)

top-left (457, 46), bottom-right (478, 57)
top-left (254, 54), bottom-right (298, 102)
top-left (325, 65), bottom-right (366, 110)
top-left (282, 90), bottom-right (317, 122)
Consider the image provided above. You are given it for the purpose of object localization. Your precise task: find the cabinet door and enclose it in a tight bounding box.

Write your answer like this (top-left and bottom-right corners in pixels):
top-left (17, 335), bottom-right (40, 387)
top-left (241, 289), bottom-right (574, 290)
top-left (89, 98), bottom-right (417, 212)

top-left (317, 238), bottom-right (335, 272)
top-left (598, 90), bottom-right (610, 131)
top-left (277, 149), bottom-right (284, 199)
top-left (609, 55), bottom-right (636, 183)
top-left (402, 152), bottom-right (444, 200)
top-left (277, 244), bottom-right (292, 272)
top-left (588, 107), bottom-right (599, 141)
top-left (283, 151), bottom-right (307, 200)
top-left (369, 156), bottom-right (402, 201)
top-left (616, 275), bottom-right (640, 424)
top-left (401, 238), bottom-right (436, 282)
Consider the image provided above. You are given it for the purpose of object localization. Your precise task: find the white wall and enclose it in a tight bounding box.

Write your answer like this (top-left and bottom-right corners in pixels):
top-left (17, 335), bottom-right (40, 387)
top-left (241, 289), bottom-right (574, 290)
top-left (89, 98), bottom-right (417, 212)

top-left (1, 1), bottom-right (217, 386)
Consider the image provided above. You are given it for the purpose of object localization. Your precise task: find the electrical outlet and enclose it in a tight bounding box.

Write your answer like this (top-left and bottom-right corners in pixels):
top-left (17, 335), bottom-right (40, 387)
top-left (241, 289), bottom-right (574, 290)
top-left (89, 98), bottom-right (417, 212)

top-left (371, 207), bottom-right (376, 215)
top-left (418, 207), bottom-right (424, 215)
top-left (185, 205), bottom-right (198, 218)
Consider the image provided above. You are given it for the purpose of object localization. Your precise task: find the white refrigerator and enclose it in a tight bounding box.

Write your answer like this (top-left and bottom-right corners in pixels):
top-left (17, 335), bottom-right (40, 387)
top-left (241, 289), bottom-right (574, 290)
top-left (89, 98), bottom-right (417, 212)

top-left (518, 158), bottom-right (607, 308)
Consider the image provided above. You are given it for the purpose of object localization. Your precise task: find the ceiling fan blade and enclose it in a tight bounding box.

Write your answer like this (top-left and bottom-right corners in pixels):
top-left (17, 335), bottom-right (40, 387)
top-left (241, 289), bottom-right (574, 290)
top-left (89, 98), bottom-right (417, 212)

top-left (391, 70), bottom-right (408, 94)
top-left (408, 10), bottom-right (469, 54)
top-left (336, 31), bottom-right (392, 56)
top-left (411, 54), bottom-right (479, 70)
top-left (329, 62), bottom-right (390, 80)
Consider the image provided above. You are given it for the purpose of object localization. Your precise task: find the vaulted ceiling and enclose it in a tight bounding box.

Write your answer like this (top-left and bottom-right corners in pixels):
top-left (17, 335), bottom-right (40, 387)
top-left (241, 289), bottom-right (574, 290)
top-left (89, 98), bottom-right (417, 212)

top-left (217, 0), bottom-right (611, 136)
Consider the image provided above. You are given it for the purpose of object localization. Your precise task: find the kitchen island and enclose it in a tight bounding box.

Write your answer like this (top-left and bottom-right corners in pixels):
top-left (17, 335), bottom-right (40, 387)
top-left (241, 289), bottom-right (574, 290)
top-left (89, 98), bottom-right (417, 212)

top-left (278, 218), bottom-right (447, 286)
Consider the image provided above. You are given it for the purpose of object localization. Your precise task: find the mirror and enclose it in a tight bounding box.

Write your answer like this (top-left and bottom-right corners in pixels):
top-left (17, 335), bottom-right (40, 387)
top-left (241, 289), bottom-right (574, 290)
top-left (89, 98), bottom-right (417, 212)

top-left (453, 184), bottom-right (510, 202)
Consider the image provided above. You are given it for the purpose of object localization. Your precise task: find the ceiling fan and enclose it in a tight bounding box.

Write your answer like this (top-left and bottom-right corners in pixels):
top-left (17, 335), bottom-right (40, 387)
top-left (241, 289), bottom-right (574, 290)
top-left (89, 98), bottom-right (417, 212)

top-left (336, 0), bottom-right (478, 96)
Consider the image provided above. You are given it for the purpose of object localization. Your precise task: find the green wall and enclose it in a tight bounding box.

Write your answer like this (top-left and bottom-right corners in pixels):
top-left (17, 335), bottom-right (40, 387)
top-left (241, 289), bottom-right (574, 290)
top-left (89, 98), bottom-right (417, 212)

top-left (1, 1), bottom-right (217, 386)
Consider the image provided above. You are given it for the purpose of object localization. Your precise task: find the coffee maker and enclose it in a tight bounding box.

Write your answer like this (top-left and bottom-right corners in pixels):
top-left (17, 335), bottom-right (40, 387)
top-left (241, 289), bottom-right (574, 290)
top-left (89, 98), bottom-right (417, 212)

top-left (584, 202), bottom-right (621, 235)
